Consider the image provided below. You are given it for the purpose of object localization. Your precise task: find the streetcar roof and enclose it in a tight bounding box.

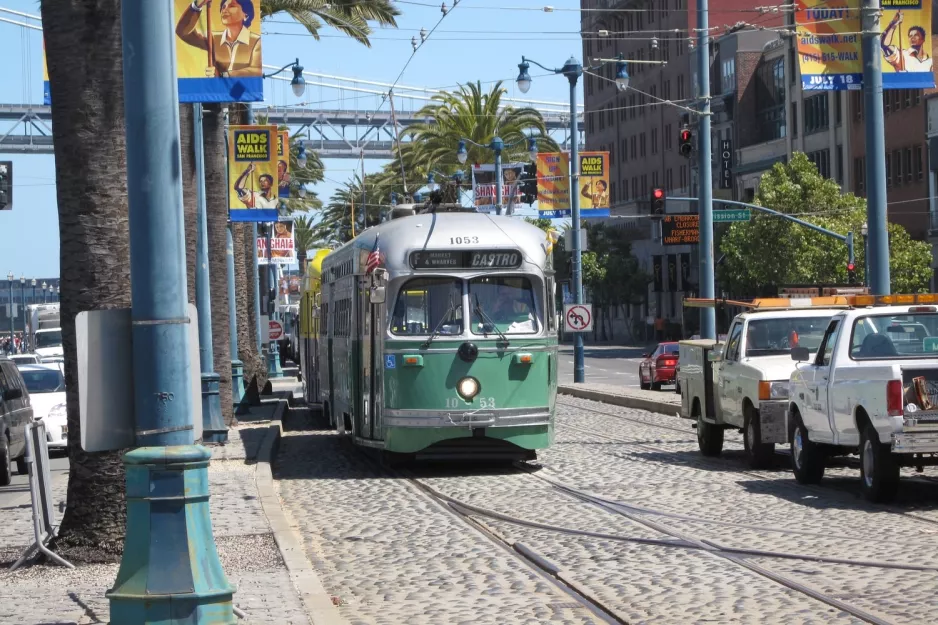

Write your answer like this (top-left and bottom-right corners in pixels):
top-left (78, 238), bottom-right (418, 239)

top-left (322, 212), bottom-right (553, 275)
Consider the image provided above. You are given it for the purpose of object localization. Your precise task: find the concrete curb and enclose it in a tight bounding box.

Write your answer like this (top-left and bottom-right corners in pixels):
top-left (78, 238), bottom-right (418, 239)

top-left (255, 399), bottom-right (350, 625)
top-left (558, 385), bottom-right (681, 417)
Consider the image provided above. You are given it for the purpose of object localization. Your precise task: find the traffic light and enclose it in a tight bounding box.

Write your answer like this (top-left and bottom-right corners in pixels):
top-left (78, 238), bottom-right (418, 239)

top-left (651, 187), bottom-right (665, 216)
top-left (847, 261), bottom-right (857, 284)
top-left (521, 162), bottom-right (538, 206)
top-left (0, 161), bottom-right (10, 210)
top-left (679, 128), bottom-right (692, 158)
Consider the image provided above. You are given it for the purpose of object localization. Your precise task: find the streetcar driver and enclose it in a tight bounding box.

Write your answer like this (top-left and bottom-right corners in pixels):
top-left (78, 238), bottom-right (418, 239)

top-left (488, 282), bottom-right (535, 333)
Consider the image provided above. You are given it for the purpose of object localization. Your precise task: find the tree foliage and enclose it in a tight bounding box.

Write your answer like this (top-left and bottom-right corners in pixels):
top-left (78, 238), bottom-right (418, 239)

top-left (718, 153), bottom-right (931, 295)
top-left (261, 0), bottom-right (400, 47)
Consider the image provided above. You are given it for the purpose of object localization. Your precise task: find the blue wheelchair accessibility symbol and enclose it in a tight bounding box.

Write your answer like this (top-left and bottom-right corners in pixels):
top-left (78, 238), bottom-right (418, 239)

top-left (385, 355), bottom-right (396, 369)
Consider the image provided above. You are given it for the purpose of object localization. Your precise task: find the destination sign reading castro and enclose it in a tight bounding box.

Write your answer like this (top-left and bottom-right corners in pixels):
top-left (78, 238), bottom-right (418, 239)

top-left (410, 250), bottom-right (523, 269)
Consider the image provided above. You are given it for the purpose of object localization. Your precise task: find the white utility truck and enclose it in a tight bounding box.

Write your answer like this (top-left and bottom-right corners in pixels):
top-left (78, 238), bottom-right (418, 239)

top-left (678, 297), bottom-right (842, 468)
top-left (27, 303), bottom-right (63, 362)
top-left (788, 293), bottom-right (938, 502)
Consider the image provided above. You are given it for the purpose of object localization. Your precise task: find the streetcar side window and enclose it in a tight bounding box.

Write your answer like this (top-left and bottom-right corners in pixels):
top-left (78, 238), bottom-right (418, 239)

top-left (390, 278), bottom-right (464, 336)
top-left (469, 276), bottom-right (539, 335)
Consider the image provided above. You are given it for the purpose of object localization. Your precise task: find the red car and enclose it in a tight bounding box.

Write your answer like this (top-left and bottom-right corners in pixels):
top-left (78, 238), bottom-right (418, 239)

top-left (639, 342), bottom-right (679, 390)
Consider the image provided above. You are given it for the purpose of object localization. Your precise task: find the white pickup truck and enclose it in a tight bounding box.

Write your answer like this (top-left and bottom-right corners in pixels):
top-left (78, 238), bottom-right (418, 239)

top-left (788, 300), bottom-right (938, 502)
top-left (679, 307), bottom-right (840, 468)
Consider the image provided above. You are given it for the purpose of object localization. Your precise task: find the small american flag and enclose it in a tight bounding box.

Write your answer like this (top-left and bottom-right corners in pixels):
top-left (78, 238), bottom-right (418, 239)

top-left (365, 236), bottom-right (382, 274)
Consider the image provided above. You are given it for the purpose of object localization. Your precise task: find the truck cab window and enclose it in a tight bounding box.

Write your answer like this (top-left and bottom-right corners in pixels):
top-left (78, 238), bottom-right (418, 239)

top-left (724, 322), bottom-right (743, 361)
top-left (816, 320), bottom-right (841, 367)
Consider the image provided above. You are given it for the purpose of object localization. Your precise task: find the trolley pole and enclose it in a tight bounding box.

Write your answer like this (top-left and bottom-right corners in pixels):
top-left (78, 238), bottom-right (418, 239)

top-left (493, 137), bottom-right (504, 215)
top-left (861, 0), bottom-right (891, 295)
top-left (246, 104), bottom-right (264, 352)
top-left (108, 0), bottom-right (234, 620)
top-left (227, 226), bottom-right (246, 406)
top-left (193, 103), bottom-right (227, 443)
top-left (696, 0), bottom-right (716, 340)
top-left (563, 58), bottom-right (587, 383)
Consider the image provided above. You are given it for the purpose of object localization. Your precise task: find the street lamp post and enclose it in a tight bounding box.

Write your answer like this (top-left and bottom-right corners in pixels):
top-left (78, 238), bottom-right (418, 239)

top-left (19, 276), bottom-right (26, 349)
top-left (30, 278), bottom-right (36, 303)
top-left (457, 136), bottom-right (538, 216)
top-left (106, 0), bottom-right (234, 621)
top-left (41, 281), bottom-right (47, 303)
top-left (862, 222), bottom-right (869, 287)
top-left (515, 55), bottom-right (616, 383)
top-left (6, 272), bottom-right (13, 349)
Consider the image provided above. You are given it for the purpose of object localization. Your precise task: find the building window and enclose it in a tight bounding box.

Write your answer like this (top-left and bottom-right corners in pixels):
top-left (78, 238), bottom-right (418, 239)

top-left (853, 91), bottom-right (863, 121)
top-left (611, 181), bottom-right (616, 204)
top-left (886, 152), bottom-right (892, 187)
top-left (755, 57), bottom-right (786, 141)
top-left (884, 92), bottom-right (890, 114)
top-left (904, 89), bottom-right (912, 108)
top-left (652, 127), bottom-right (658, 154)
top-left (640, 133), bottom-right (647, 157)
top-left (665, 124), bottom-right (672, 150)
top-left (914, 90), bottom-right (922, 106)
top-left (916, 144), bottom-right (924, 180)
top-left (632, 177), bottom-right (637, 198)
top-left (792, 103), bottom-right (798, 138)
top-left (807, 149), bottom-right (831, 179)
top-left (623, 180), bottom-right (629, 201)
top-left (837, 146), bottom-right (844, 184)
top-left (804, 94), bottom-right (829, 135)
top-left (662, 39), bottom-right (670, 62)
top-left (622, 138), bottom-right (628, 161)
top-left (893, 149), bottom-right (901, 186)
top-left (677, 75), bottom-right (685, 100)
top-left (788, 47), bottom-right (797, 85)
top-left (854, 157), bottom-right (865, 194)
top-left (904, 147), bottom-right (913, 182)
top-left (631, 136), bottom-right (637, 159)
top-left (892, 90), bottom-right (901, 110)
top-left (835, 91), bottom-right (842, 124)
top-left (652, 171), bottom-right (659, 188)
top-left (666, 168), bottom-right (673, 192)
top-left (721, 58), bottom-right (736, 93)
top-left (680, 165), bottom-right (688, 189)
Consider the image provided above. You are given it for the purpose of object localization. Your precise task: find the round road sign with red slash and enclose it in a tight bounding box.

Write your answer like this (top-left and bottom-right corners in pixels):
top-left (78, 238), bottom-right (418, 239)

top-left (563, 304), bottom-right (593, 333)
top-left (268, 320), bottom-right (284, 341)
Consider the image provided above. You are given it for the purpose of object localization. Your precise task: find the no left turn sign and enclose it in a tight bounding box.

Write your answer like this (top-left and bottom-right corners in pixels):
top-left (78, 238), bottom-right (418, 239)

top-left (563, 304), bottom-right (593, 333)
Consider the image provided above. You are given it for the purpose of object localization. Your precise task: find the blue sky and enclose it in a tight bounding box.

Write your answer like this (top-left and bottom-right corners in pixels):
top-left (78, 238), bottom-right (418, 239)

top-left (0, 0), bottom-right (583, 277)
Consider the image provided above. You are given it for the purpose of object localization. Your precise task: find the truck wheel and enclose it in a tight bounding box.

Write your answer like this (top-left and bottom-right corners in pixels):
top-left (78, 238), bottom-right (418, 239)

top-left (744, 408), bottom-right (775, 470)
top-left (0, 435), bottom-right (11, 487)
top-left (860, 424), bottom-right (900, 503)
top-left (15, 456), bottom-right (27, 475)
top-left (696, 410), bottom-right (724, 457)
top-left (790, 416), bottom-right (824, 484)
top-left (651, 380), bottom-right (662, 391)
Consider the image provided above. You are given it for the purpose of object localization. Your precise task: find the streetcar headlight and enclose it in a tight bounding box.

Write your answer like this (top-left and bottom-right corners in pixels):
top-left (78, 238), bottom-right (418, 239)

top-left (457, 377), bottom-right (480, 400)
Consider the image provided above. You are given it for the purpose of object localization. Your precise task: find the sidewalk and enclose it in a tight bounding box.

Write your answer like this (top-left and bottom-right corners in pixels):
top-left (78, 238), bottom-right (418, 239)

top-left (557, 382), bottom-right (681, 416)
top-left (0, 387), bottom-right (339, 625)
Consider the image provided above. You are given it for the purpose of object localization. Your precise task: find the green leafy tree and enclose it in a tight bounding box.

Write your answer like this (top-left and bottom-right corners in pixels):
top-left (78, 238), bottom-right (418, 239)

top-left (261, 0), bottom-right (399, 46)
top-left (719, 153), bottom-right (931, 296)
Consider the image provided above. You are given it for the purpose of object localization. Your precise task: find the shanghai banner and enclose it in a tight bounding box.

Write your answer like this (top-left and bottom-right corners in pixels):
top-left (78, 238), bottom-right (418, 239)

top-left (257, 220), bottom-right (296, 265)
top-left (43, 1), bottom-right (264, 104)
top-left (229, 125), bottom-right (279, 222)
top-left (471, 163), bottom-right (525, 214)
top-left (796, 0), bottom-right (933, 90)
top-left (536, 152), bottom-right (610, 219)
top-left (277, 130), bottom-right (291, 199)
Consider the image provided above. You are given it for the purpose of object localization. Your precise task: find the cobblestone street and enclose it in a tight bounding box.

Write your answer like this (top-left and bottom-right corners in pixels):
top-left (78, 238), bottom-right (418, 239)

top-left (276, 399), bottom-right (938, 625)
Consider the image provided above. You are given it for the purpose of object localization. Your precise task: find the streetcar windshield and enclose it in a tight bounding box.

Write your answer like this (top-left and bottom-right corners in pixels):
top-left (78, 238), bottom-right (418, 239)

top-left (390, 278), bottom-right (463, 336)
top-left (469, 277), bottom-right (538, 335)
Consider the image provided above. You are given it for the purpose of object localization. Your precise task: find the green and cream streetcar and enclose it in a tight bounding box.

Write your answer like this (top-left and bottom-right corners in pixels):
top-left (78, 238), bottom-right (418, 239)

top-left (314, 205), bottom-right (559, 461)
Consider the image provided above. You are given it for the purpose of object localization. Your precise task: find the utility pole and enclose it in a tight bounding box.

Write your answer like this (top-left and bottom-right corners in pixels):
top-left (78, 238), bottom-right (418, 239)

top-left (107, 0), bottom-right (234, 620)
top-left (227, 226), bottom-right (246, 407)
top-left (696, 0), bottom-right (716, 339)
top-left (193, 103), bottom-right (227, 443)
top-left (564, 58), bottom-right (586, 383)
top-left (246, 105), bottom-right (264, 351)
top-left (861, 0), bottom-right (891, 294)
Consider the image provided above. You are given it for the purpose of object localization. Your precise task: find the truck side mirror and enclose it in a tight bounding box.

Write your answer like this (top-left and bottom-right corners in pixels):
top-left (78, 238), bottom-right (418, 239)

top-left (708, 347), bottom-right (723, 362)
top-left (791, 346), bottom-right (810, 362)
top-left (2, 388), bottom-right (22, 402)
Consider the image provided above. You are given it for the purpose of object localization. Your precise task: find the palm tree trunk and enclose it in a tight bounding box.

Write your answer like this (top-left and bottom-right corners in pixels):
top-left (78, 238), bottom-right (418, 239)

top-left (202, 104), bottom-right (233, 423)
top-left (40, 0), bottom-right (128, 563)
top-left (234, 222), bottom-right (267, 399)
top-left (180, 105), bottom-right (198, 307)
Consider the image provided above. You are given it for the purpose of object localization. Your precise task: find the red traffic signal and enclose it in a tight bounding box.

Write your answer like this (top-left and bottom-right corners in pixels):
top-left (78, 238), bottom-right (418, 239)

top-left (679, 128), bottom-right (693, 158)
top-left (847, 262), bottom-right (856, 271)
top-left (653, 188), bottom-right (664, 200)
top-left (651, 187), bottom-right (665, 215)
top-left (680, 130), bottom-right (691, 142)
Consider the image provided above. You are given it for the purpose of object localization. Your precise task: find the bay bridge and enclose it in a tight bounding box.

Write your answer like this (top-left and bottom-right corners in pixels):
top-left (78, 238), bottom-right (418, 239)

top-left (0, 5), bottom-right (584, 159)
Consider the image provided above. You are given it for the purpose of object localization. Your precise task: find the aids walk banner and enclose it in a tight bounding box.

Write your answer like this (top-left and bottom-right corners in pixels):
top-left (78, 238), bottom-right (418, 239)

top-left (536, 152), bottom-right (610, 219)
top-left (229, 124), bottom-right (279, 222)
top-left (471, 163), bottom-right (524, 214)
top-left (277, 130), bottom-right (291, 199)
top-left (796, 0), bottom-right (933, 90)
top-left (43, 2), bottom-right (264, 104)
top-left (257, 220), bottom-right (296, 265)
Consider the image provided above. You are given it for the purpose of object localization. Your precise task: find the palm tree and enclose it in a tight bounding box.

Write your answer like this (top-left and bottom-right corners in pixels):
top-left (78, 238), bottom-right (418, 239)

top-left (293, 213), bottom-right (319, 274)
top-left (40, 0), bottom-right (130, 563)
top-left (261, 0), bottom-right (400, 46)
top-left (401, 81), bottom-right (559, 173)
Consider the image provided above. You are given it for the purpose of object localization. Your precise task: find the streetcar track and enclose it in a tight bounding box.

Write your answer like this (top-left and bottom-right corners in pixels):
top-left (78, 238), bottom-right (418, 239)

top-left (343, 440), bottom-right (627, 625)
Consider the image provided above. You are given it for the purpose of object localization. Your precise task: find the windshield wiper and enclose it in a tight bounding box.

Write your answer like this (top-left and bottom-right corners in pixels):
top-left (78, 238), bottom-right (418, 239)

top-left (473, 294), bottom-right (510, 345)
top-left (422, 294), bottom-right (458, 348)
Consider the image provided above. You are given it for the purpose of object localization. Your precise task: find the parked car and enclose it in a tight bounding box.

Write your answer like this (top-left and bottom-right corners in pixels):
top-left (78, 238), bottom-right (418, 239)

top-left (17, 364), bottom-right (66, 453)
top-left (0, 356), bottom-right (34, 485)
top-left (639, 342), bottom-right (680, 390)
top-left (10, 354), bottom-right (40, 366)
